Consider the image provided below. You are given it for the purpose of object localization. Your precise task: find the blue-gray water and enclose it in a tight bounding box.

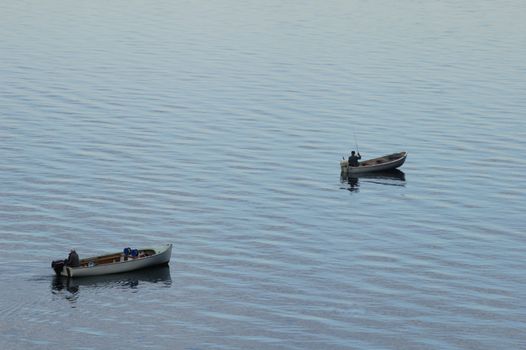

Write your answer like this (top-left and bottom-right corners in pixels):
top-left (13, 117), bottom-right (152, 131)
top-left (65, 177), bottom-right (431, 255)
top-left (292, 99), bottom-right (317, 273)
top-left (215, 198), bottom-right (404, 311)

top-left (1, 1), bottom-right (525, 349)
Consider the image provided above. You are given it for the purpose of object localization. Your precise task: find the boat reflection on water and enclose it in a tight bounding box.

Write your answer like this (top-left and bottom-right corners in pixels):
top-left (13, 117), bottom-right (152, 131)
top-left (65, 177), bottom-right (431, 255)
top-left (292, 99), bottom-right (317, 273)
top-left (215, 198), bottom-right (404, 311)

top-left (341, 169), bottom-right (406, 192)
top-left (51, 266), bottom-right (172, 303)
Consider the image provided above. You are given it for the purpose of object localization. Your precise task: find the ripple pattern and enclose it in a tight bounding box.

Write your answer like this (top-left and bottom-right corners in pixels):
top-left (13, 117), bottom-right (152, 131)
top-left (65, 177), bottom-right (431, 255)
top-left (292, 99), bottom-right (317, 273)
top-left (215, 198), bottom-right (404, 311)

top-left (1, 0), bottom-right (525, 349)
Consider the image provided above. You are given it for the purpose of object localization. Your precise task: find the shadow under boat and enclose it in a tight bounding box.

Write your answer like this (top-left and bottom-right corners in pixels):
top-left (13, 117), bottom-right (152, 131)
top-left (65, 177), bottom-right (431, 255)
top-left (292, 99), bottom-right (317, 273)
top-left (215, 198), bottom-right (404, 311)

top-left (341, 169), bottom-right (406, 192)
top-left (51, 265), bottom-right (172, 293)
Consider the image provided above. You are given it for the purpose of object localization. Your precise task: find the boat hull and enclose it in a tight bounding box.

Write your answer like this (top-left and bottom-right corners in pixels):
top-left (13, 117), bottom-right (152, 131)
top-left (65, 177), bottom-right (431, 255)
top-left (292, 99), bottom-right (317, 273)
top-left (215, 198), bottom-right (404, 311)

top-left (56, 244), bottom-right (172, 278)
top-left (341, 152), bottom-right (407, 175)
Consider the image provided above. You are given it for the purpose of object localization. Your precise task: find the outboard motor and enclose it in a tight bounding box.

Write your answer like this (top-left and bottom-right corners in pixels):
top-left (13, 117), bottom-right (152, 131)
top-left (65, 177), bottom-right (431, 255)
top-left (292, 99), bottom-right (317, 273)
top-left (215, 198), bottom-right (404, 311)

top-left (51, 259), bottom-right (65, 275)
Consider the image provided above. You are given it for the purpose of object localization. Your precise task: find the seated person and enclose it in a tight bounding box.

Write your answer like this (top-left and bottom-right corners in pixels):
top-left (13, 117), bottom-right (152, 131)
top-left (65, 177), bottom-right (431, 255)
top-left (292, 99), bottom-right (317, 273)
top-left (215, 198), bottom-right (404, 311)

top-left (348, 150), bottom-right (362, 167)
top-left (65, 249), bottom-right (80, 267)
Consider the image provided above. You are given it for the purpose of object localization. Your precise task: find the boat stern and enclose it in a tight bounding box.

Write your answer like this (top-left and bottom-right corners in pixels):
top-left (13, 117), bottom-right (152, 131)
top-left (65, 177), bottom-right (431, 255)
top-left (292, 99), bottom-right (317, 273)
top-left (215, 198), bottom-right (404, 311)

top-left (51, 259), bottom-right (65, 275)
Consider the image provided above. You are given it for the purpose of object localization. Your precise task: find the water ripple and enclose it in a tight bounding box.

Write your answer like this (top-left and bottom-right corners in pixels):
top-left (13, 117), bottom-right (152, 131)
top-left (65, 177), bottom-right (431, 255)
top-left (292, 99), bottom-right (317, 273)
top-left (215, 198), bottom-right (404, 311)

top-left (1, 0), bottom-right (526, 349)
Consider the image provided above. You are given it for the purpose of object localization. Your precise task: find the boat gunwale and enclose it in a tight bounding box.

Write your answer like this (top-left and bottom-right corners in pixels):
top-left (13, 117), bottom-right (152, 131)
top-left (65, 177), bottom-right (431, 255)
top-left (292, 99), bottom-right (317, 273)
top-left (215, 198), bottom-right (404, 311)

top-left (355, 152), bottom-right (407, 169)
top-left (78, 249), bottom-right (155, 268)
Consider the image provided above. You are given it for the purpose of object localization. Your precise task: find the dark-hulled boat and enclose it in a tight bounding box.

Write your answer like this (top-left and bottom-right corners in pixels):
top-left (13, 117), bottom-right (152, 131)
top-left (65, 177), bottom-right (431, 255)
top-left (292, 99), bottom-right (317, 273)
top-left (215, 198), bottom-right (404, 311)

top-left (341, 152), bottom-right (407, 175)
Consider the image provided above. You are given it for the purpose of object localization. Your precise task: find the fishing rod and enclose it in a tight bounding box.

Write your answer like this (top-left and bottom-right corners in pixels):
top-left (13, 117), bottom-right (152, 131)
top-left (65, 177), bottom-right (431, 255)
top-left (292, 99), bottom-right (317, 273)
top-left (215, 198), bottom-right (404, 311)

top-left (353, 130), bottom-right (360, 154)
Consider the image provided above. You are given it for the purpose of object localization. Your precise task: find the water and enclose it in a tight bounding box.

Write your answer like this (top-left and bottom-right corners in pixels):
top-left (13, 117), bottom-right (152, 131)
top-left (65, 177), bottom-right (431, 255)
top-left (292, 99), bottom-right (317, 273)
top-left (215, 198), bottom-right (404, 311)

top-left (1, 0), bottom-right (525, 349)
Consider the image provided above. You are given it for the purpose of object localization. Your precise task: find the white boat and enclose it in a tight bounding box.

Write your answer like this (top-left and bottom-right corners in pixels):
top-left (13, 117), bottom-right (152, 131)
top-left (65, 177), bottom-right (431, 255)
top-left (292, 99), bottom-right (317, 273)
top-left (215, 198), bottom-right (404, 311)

top-left (341, 152), bottom-right (407, 175)
top-left (51, 244), bottom-right (172, 278)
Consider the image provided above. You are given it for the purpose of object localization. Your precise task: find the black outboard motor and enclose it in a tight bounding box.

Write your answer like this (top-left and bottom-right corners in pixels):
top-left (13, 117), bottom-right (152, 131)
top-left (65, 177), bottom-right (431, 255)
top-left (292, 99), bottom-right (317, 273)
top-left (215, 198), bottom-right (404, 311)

top-left (51, 259), bottom-right (65, 275)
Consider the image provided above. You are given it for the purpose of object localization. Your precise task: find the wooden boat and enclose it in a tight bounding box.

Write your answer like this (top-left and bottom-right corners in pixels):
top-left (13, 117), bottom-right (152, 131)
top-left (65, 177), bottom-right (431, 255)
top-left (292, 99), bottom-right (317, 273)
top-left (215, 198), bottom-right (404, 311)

top-left (341, 152), bottom-right (407, 175)
top-left (51, 244), bottom-right (172, 278)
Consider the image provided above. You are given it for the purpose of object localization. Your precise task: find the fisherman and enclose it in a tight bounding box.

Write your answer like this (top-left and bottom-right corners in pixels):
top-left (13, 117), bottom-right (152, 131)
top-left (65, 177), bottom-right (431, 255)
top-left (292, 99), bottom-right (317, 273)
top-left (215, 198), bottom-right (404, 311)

top-left (65, 249), bottom-right (80, 267)
top-left (348, 150), bottom-right (361, 167)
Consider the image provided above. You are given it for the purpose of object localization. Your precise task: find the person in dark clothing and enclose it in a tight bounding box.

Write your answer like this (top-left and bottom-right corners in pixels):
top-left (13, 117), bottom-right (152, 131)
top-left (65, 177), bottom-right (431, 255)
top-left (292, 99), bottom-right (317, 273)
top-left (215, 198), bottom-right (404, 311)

top-left (65, 249), bottom-right (80, 267)
top-left (348, 150), bottom-right (361, 167)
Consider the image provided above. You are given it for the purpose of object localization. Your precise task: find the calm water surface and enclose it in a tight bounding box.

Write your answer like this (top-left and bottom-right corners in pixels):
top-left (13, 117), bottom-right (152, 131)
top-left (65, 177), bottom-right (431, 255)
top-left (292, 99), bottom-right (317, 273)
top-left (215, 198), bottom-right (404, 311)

top-left (1, 1), bottom-right (525, 349)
